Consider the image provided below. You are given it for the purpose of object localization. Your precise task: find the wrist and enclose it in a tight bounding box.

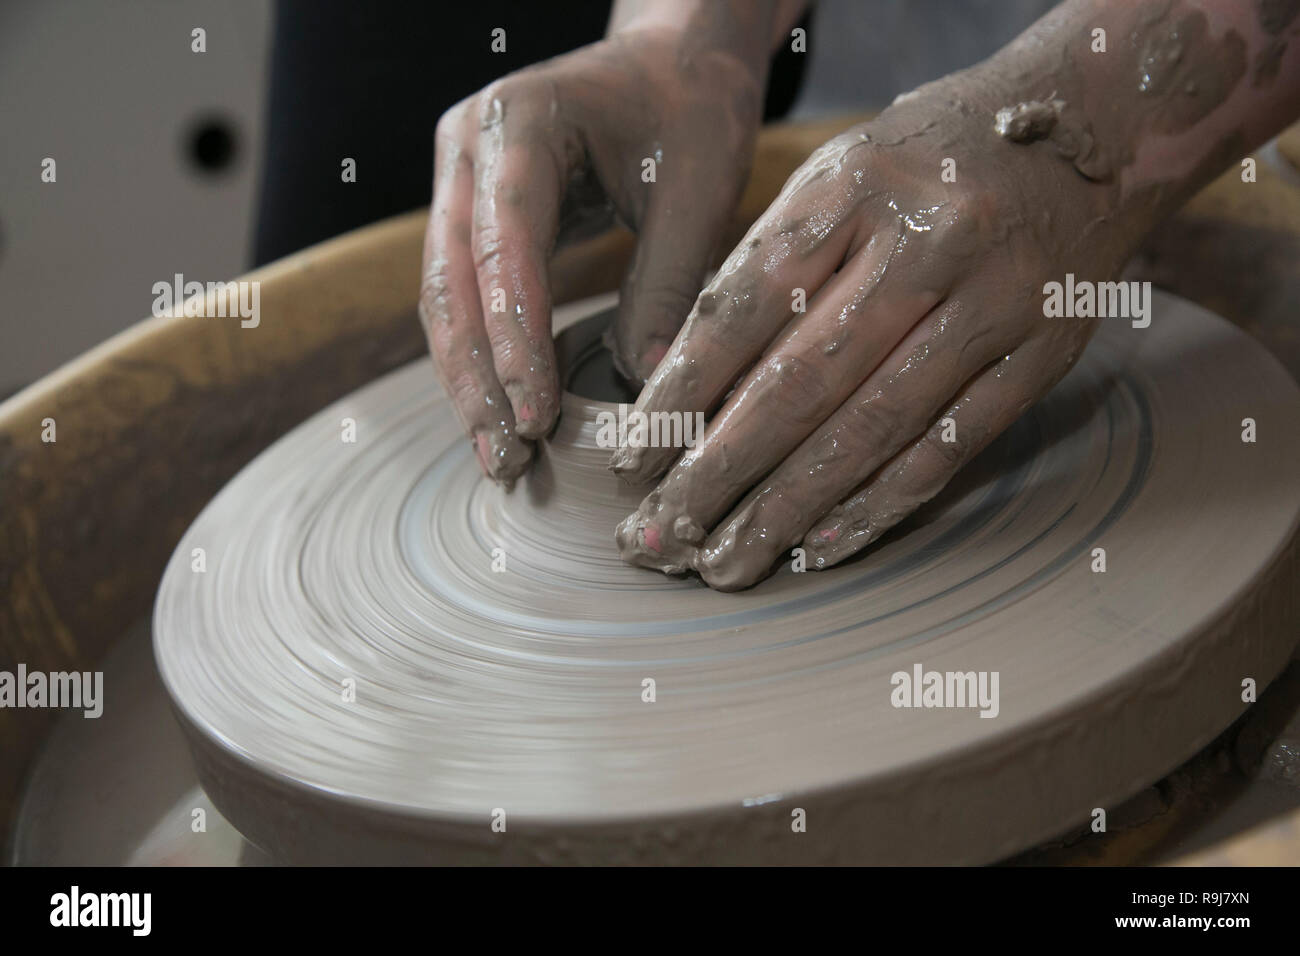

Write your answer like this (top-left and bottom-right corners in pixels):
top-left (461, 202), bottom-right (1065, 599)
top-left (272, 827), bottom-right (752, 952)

top-left (971, 0), bottom-right (1292, 235)
top-left (607, 0), bottom-right (777, 88)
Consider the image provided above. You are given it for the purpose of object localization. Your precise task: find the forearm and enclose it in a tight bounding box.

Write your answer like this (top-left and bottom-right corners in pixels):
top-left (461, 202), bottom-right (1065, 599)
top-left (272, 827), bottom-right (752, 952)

top-left (607, 0), bottom-right (811, 83)
top-left (973, 0), bottom-right (1300, 232)
top-left (1122, 0), bottom-right (1300, 185)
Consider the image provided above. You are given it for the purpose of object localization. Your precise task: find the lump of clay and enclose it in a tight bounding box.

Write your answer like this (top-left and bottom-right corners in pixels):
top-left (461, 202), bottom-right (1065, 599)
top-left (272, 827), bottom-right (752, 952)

top-left (994, 99), bottom-right (1064, 143)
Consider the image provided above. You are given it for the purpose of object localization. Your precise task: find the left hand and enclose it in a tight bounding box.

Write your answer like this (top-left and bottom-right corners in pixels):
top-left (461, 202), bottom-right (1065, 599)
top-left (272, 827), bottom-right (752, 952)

top-left (611, 70), bottom-right (1138, 590)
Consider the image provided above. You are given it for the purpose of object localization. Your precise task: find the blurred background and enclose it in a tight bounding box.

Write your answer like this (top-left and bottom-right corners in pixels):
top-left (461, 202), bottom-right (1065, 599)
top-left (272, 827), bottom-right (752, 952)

top-left (0, 0), bottom-right (1059, 399)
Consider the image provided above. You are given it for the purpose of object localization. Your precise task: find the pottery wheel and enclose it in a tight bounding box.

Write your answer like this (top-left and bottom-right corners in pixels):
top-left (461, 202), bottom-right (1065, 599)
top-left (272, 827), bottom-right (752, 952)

top-left (153, 291), bottom-right (1300, 864)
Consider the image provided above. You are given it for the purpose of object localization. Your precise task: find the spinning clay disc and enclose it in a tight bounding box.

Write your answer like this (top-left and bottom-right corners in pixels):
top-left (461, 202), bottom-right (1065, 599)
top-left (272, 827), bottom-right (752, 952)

top-left (154, 291), bottom-right (1300, 864)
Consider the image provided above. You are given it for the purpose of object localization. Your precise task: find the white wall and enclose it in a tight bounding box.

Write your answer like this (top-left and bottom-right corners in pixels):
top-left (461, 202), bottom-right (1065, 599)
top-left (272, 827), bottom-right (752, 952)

top-left (0, 0), bottom-right (271, 396)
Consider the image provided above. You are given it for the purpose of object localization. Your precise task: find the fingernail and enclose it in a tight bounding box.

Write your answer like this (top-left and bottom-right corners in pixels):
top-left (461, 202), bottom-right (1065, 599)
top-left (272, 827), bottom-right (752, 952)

top-left (514, 401), bottom-right (542, 439)
top-left (804, 525), bottom-right (843, 568)
top-left (637, 342), bottom-right (669, 380)
top-left (475, 428), bottom-right (531, 486)
top-left (506, 384), bottom-right (553, 440)
top-left (615, 511), bottom-right (694, 574)
top-left (642, 522), bottom-right (662, 553)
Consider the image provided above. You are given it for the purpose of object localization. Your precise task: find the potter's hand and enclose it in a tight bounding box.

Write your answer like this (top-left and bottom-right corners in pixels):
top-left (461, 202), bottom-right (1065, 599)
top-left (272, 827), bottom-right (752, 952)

top-left (613, 0), bottom-right (1300, 590)
top-left (612, 81), bottom-right (1117, 590)
top-left (419, 1), bottom-right (798, 485)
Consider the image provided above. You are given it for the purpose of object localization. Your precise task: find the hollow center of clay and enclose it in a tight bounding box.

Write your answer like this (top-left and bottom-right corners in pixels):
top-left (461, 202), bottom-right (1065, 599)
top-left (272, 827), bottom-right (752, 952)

top-left (494, 308), bottom-right (647, 544)
top-left (554, 307), bottom-right (639, 405)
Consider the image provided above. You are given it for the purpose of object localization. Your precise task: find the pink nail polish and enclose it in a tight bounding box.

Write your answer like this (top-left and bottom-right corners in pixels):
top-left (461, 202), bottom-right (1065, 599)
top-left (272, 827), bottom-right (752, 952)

top-left (643, 523), bottom-right (662, 553)
top-left (640, 343), bottom-right (669, 373)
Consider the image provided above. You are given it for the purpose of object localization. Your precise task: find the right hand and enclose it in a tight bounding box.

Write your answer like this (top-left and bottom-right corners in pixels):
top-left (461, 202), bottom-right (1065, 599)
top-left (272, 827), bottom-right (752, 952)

top-left (419, 28), bottom-right (765, 484)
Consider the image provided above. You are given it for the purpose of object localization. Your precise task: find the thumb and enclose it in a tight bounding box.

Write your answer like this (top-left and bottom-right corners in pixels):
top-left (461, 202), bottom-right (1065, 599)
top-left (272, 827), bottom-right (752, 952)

top-left (607, 181), bottom-right (733, 384)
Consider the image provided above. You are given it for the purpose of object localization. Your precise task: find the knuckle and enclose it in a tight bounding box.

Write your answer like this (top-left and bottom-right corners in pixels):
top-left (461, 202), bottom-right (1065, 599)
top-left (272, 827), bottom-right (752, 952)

top-left (783, 132), bottom-right (868, 201)
top-left (435, 102), bottom-right (464, 140)
top-left (837, 494), bottom-right (871, 524)
top-left (930, 428), bottom-right (968, 464)
top-left (760, 354), bottom-right (832, 413)
top-left (632, 273), bottom-right (701, 324)
top-left (445, 368), bottom-right (490, 418)
top-left (851, 395), bottom-right (908, 447)
top-left (824, 130), bottom-right (871, 166)
top-left (872, 493), bottom-right (919, 532)
top-left (418, 267), bottom-right (455, 327)
top-left (943, 190), bottom-right (1001, 245)
top-left (435, 98), bottom-right (476, 150)
top-left (434, 102), bottom-right (476, 179)
top-left (478, 77), bottom-right (534, 129)
top-left (471, 228), bottom-right (507, 272)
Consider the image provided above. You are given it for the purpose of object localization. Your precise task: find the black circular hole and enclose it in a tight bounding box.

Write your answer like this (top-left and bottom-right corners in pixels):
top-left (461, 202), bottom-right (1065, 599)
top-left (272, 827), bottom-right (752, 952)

top-left (555, 308), bottom-right (639, 404)
top-left (185, 116), bottom-right (239, 174)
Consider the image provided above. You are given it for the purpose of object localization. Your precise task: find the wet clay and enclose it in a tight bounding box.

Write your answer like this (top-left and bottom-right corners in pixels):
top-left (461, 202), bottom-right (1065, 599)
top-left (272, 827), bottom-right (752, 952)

top-left (988, 0), bottom-right (1297, 190)
top-left (152, 292), bottom-right (1300, 863)
top-left (612, 0), bottom-right (1298, 589)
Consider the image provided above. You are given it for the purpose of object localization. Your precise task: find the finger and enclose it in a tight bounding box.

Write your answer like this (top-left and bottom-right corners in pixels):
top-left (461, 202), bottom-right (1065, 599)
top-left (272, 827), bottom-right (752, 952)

top-left (802, 345), bottom-right (1050, 569)
top-left (421, 102), bottom-right (531, 483)
top-left (606, 149), bottom-right (740, 385)
top-left (615, 227), bottom-right (959, 578)
top-left (471, 81), bottom-right (570, 440)
top-left (610, 133), bottom-right (879, 483)
top-left (693, 300), bottom-right (1016, 590)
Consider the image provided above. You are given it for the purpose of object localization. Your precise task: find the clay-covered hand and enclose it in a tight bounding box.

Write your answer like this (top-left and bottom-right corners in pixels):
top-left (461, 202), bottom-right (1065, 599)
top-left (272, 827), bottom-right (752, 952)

top-left (419, 27), bottom-right (764, 484)
top-left (612, 74), bottom-right (1138, 590)
top-left (611, 0), bottom-right (1300, 591)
